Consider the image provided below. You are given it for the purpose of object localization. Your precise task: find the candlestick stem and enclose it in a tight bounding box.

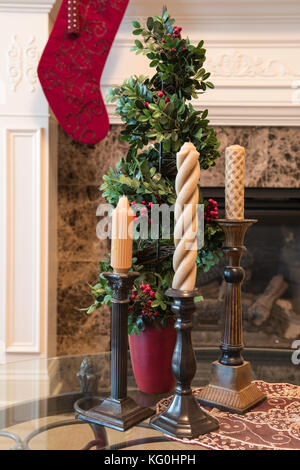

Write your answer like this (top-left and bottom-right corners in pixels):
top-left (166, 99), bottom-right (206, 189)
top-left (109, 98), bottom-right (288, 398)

top-left (219, 220), bottom-right (254, 366)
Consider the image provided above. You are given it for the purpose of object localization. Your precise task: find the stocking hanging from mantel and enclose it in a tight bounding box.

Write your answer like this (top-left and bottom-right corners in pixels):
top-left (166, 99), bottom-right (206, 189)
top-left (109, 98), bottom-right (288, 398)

top-left (38, 0), bottom-right (129, 144)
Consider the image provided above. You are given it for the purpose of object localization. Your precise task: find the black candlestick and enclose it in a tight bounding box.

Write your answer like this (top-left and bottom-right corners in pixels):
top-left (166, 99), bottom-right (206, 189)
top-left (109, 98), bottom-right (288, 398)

top-left (150, 288), bottom-right (219, 439)
top-left (198, 220), bottom-right (266, 413)
top-left (75, 272), bottom-right (154, 431)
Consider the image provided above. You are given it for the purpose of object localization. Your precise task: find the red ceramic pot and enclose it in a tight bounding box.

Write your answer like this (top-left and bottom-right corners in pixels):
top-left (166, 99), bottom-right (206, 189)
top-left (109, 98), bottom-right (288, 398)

top-left (129, 322), bottom-right (177, 394)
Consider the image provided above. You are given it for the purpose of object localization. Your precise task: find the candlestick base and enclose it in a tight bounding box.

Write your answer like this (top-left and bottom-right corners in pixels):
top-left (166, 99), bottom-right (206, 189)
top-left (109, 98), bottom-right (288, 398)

top-left (150, 288), bottom-right (219, 439)
top-left (198, 361), bottom-right (266, 414)
top-left (75, 396), bottom-right (154, 432)
top-left (150, 392), bottom-right (219, 439)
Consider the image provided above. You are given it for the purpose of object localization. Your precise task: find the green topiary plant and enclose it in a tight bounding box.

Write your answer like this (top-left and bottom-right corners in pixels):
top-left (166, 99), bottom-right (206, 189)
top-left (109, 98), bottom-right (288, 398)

top-left (85, 10), bottom-right (224, 335)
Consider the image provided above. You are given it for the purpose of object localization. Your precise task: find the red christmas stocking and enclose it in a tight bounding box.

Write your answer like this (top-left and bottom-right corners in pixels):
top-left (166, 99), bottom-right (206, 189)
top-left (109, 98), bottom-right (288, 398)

top-left (38, 0), bottom-right (129, 144)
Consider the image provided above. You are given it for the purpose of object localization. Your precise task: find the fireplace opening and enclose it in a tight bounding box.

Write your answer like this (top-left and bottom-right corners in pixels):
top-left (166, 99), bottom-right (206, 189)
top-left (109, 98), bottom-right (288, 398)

top-left (193, 188), bottom-right (300, 350)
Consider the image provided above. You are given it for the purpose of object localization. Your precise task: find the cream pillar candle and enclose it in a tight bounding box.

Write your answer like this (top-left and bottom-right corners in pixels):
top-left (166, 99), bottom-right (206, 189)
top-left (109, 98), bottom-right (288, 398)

top-left (172, 142), bottom-right (200, 291)
top-left (225, 145), bottom-right (245, 220)
top-left (111, 196), bottom-right (134, 274)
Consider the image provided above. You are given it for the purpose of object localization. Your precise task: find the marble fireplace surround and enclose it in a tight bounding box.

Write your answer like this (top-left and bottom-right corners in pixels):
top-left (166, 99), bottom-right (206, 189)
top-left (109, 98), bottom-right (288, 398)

top-left (0, 0), bottom-right (300, 367)
top-left (57, 124), bottom-right (300, 356)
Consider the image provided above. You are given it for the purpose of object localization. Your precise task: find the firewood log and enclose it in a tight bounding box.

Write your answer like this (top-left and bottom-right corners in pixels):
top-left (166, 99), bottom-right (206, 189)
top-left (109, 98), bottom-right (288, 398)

top-left (248, 275), bottom-right (288, 326)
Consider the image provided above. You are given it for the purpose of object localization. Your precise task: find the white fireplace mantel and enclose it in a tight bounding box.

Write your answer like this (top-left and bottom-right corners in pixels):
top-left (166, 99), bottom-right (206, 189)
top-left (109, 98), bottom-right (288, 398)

top-left (103, 0), bottom-right (300, 126)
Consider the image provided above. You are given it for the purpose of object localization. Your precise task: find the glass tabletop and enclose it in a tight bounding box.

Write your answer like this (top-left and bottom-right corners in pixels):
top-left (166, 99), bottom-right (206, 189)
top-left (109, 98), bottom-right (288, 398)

top-left (0, 348), bottom-right (298, 450)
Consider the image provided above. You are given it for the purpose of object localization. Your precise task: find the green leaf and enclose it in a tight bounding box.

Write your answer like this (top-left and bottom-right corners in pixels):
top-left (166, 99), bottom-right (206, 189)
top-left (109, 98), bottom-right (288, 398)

top-left (162, 10), bottom-right (169, 22)
top-left (133, 324), bottom-right (140, 336)
top-left (136, 317), bottom-right (146, 331)
top-left (158, 99), bottom-right (165, 111)
top-left (147, 17), bottom-right (154, 31)
top-left (132, 20), bottom-right (141, 28)
top-left (138, 115), bottom-right (149, 122)
top-left (128, 324), bottom-right (134, 335)
top-left (153, 21), bottom-right (163, 35)
top-left (146, 131), bottom-right (157, 139)
top-left (135, 40), bottom-right (143, 49)
top-left (148, 103), bottom-right (159, 112)
top-left (194, 128), bottom-right (203, 140)
top-left (171, 131), bottom-right (178, 142)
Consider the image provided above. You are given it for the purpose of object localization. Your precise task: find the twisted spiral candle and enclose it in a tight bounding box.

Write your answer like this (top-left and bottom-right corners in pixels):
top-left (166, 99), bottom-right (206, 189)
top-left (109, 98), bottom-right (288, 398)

top-left (172, 142), bottom-right (200, 291)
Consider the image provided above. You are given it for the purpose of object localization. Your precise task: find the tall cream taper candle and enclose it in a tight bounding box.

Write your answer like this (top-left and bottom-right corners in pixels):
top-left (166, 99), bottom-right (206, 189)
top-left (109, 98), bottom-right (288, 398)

top-left (225, 145), bottom-right (245, 220)
top-left (172, 142), bottom-right (200, 291)
top-left (111, 196), bottom-right (134, 274)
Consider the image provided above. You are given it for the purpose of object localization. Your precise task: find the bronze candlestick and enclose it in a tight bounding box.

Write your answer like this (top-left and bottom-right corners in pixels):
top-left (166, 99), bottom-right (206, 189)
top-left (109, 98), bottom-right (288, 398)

top-left (150, 288), bottom-right (219, 439)
top-left (198, 220), bottom-right (266, 414)
top-left (75, 272), bottom-right (154, 431)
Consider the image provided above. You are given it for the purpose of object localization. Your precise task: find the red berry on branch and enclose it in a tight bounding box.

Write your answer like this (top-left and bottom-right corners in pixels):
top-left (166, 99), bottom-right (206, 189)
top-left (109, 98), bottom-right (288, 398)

top-left (158, 90), bottom-right (164, 98)
top-left (165, 97), bottom-right (170, 103)
top-left (145, 102), bottom-right (149, 108)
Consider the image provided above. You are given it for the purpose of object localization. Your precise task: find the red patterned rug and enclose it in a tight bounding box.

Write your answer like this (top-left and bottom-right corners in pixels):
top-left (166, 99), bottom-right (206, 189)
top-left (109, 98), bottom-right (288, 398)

top-left (156, 381), bottom-right (300, 450)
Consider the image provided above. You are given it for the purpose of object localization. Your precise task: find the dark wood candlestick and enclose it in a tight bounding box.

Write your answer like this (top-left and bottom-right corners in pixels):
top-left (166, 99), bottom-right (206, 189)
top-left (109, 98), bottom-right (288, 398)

top-left (150, 288), bottom-right (219, 439)
top-left (75, 272), bottom-right (154, 431)
top-left (198, 220), bottom-right (266, 414)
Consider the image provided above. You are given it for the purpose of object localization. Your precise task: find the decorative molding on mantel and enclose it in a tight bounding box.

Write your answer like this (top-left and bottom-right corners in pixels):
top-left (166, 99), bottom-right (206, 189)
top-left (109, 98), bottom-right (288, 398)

top-left (0, 0), bottom-right (57, 13)
top-left (124, 14), bottom-right (300, 26)
top-left (127, 0), bottom-right (300, 22)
